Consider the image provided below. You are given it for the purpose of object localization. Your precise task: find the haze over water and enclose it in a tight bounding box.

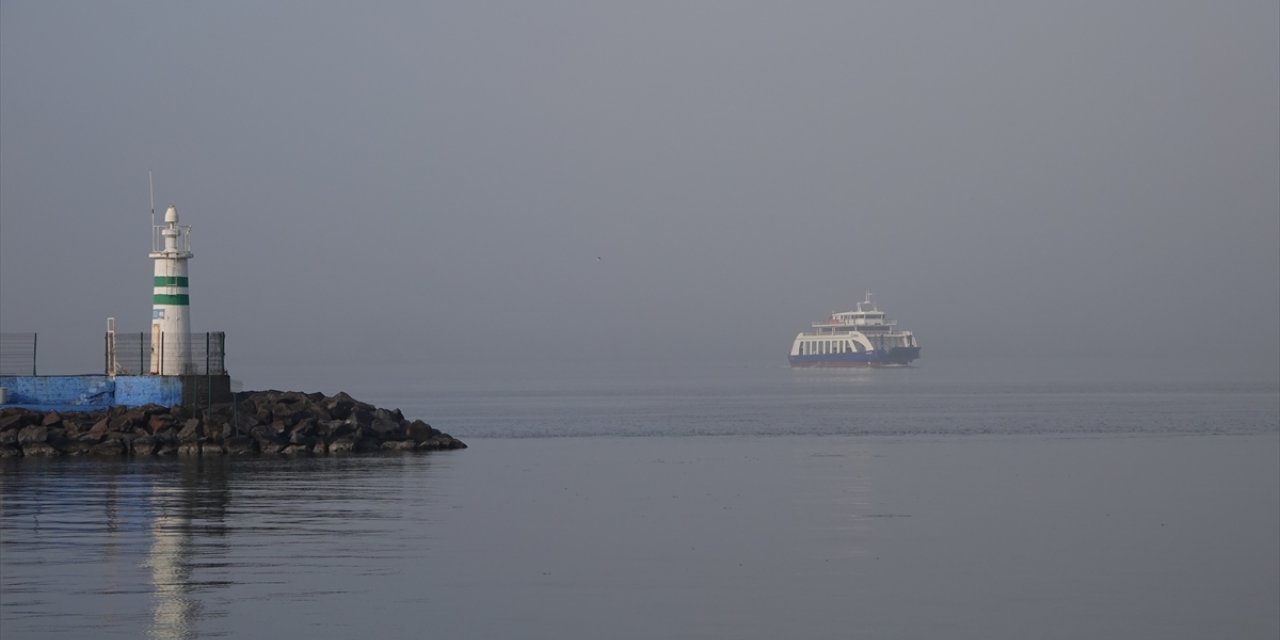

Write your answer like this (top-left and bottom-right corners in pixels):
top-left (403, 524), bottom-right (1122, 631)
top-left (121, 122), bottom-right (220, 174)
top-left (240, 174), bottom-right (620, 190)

top-left (1, 2), bottom-right (1277, 381)
top-left (3, 359), bottom-right (1278, 639)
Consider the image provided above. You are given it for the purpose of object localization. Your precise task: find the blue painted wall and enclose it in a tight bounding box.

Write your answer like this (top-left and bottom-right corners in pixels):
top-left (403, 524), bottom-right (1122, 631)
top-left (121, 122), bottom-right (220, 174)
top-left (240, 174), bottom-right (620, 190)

top-left (0, 375), bottom-right (183, 411)
top-left (114, 376), bottom-right (183, 407)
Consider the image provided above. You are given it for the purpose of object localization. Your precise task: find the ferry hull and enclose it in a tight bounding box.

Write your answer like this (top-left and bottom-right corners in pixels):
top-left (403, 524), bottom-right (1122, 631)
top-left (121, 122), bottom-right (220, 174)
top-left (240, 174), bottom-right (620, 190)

top-left (788, 347), bottom-right (920, 368)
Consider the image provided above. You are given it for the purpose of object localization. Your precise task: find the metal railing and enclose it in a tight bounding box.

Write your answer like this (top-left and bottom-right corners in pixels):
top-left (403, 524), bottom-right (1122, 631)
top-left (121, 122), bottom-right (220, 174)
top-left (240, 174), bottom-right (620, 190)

top-left (107, 331), bottom-right (227, 376)
top-left (0, 333), bottom-right (37, 375)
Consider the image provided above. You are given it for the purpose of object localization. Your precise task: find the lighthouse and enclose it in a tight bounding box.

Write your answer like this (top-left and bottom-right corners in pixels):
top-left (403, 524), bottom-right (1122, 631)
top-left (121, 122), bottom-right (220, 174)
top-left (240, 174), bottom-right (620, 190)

top-left (149, 205), bottom-right (193, 374)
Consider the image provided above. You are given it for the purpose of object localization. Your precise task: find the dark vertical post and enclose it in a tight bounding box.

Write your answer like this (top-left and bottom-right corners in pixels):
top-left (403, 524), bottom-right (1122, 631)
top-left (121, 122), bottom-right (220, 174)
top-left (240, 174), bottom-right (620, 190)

top-left (32, 333), bottom-right (37, 375)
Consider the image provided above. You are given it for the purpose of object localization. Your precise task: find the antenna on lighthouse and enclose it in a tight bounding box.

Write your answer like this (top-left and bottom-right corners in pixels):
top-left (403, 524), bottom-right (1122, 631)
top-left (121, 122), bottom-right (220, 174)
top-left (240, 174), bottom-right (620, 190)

top-left (148, 171), bottom-right (156, 250)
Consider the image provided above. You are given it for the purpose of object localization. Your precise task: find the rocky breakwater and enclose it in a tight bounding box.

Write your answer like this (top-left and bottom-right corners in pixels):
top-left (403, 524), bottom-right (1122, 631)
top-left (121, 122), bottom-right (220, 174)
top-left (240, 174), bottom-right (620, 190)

top-left (0, 390), bottom-right (466, 458)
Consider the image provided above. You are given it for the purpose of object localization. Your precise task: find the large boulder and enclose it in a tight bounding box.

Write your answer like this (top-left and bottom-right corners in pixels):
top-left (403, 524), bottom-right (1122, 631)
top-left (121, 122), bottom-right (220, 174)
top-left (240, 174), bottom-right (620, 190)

top-left (177, 419), bottom-right (203, 443)
top-left (84, 418), bottom-right (112, 442)
top-left (224, 435), bottom-right (257, 455)
top-left (91, 439), bottom-right (127, 456)
top-left (407, 420), bottom-right (437, 443)
top-left (21, 442), bottom-right (60, 457)
top-left (0, 410), bottom-right (35, 433)
top-left (17, 424), bottom-right (48, 445)
top-left (148, 414), bottom-right (175, 433)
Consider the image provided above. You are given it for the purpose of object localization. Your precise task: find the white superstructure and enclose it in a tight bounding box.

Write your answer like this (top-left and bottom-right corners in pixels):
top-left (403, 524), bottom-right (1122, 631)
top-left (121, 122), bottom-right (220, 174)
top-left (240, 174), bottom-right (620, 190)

top-left (788, 292), bottom-right (921, 366)
top-left (149, 205), bottom-right (193, 374)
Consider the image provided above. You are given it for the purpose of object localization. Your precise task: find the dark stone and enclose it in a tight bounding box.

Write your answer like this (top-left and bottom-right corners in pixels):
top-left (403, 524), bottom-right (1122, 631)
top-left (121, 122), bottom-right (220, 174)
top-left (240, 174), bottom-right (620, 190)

top-left (289, 418), bottom-right (317, 443)
top-left (22, 442), bottom-right (60, 457)
top-left (325, 422), bottom-right (355, 441)
top-left (346, 406), bottom-right (374, 429)
top-left (91, 439), bottom-right (127, 456)
top-left (381, 440), bottom-right (415, 451)
top-left (279, 444), bottom-right (312, 456)
top-left (250, 423), bottom-right (284, 454)
top-left (328, 438), bottom-right (356, 453)
top-left (61, 418), bottom-right (83, 437)
top-left (41, 411), bottom-right (62, 427)
top-left (0, 444), bottom-right (22, 458)
top-left (148, 414), bottom-right (175, 433)
top-left (418, 434), bottom-right (467, 451)
top-left (109, 414), bottom-right (137, 432)
top-left (271, 402), bottom-right (305, 426)
top-left (354, 439), bottom-right (382, 453)
top-left (369, 417), bottom-right (405, 440)
top-left (130, 435), bottom-right (158, 456)
top-left (211, 423), bottom-right (232, 443)
top-left (17, 425), bottom-right (48, 445)
top-left (407, 420), bottom-right (437, 443)
top-left (85, 418), bottom-right (111, 441)
top-left (223, 434), bottom-right (256, 455)
top-left (324, 392), bottom-right (357, 420)
top-left (200, 443), bottom-right (225, 456)
top-left (177, 419), bottom-right (202, 442)
top-left (61, 439), bottom-right (92, 456)
top-left (0, 411), bottom-right (33, 432)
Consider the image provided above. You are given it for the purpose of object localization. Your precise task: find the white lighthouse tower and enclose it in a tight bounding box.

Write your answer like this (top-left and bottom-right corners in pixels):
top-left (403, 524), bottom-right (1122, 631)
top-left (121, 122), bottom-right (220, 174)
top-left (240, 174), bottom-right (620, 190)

top-left (149, 205), bottom-right (193, 375)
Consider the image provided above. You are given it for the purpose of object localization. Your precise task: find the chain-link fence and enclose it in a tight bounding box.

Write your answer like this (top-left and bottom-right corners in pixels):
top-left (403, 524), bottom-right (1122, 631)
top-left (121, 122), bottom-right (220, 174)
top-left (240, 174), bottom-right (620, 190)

top-left (108, 331), bottom-right (227, 375)
top-left (0, 333), bottom-right (37, 375)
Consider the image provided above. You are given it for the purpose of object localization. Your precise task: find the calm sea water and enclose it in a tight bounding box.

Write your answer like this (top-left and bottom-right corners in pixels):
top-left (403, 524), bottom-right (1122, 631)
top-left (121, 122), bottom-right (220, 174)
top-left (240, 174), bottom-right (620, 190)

top-left (2, 357), bottom-right (1277, 639)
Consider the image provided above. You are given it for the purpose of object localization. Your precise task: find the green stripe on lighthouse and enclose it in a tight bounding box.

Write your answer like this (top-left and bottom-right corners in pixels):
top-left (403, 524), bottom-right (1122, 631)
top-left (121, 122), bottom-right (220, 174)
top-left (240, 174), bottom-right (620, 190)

top-left (154, 276), bottom-right (189, 286)
top-left (153, 294), bottom-right (190, 305)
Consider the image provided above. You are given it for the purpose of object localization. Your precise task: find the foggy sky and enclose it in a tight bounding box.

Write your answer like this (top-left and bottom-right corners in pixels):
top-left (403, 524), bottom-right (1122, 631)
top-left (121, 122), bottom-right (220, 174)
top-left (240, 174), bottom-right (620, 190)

top-left (2, 1), bottom-right (1277, 381)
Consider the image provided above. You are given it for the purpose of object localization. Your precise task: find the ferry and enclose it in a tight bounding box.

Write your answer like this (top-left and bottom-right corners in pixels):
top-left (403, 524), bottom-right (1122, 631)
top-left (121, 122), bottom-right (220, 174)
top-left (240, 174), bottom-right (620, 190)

top-left (788, 293), bottom-right (921, 367)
